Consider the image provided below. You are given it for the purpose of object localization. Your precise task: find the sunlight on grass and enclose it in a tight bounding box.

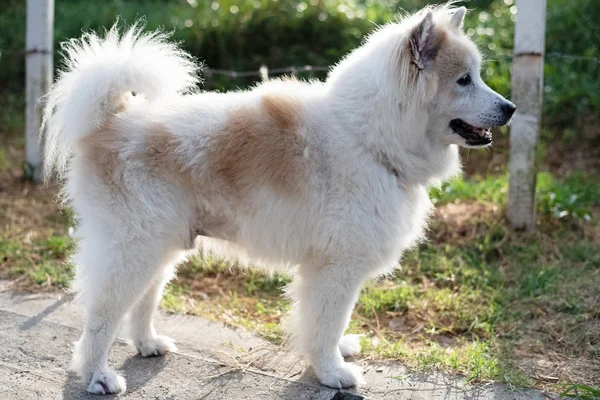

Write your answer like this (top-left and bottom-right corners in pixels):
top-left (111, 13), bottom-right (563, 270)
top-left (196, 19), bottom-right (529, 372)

top-left (431, 172), bottom-right (600, 221)
top-left (430, 174), bottom-right (508, 205)
top-left (160, 284), bottom-right (190, 313)
top-left (0, 234), bottom-right (74, 289)
top-left (361, 337), bottom-right (532, 387)
top-left (161, 277), bottom-right (291, 345)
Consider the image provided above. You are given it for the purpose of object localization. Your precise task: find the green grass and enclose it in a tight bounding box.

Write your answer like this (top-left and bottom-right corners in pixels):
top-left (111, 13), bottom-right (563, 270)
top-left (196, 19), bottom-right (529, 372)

top-left (361, 338), bottom-right (532, 386)
top-left (351, 223), bottom-right (599, 386)
top-left (431, 171), bottom-right (600, 221)
top-left (559, 384), bottom-right (600, 400)
top-left (160, 283), bottom-right (190, 313)
top-left (0, 233), bottom-right (75, 289)
top-left (156, 253), bottom-right (292, 344)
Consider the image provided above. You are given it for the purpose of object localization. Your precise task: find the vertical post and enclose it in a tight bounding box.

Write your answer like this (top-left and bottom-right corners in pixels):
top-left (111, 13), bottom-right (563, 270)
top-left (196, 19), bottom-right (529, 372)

top-left (507, 0), bottom-right (546, 230)
top-left (25, 0), bottom-right (54, 182)
top-left (259, 64), bottom-right (269, 82)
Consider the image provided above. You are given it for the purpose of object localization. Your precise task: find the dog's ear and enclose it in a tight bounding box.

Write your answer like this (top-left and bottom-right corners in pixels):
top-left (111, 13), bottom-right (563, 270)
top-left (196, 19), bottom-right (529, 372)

top-left (409, 11), bottom-right (440, 71)
top-left (451, 7), bottom-right (466, 30)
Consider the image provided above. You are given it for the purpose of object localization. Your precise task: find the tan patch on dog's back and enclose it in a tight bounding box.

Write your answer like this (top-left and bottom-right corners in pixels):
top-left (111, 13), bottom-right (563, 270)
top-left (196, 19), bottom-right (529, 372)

top-left (79, 123), bottom-right (125, 186)
top-left (144, 125), bottom-right (181, 173)
top-left (262, 93), bottom-right (298, 129)
top-left (80, 121), bottom-right (194, 192)
top-left (210, 94), bottom-right (307, 196)
top-left (140, 124), bottom-right (207, 195)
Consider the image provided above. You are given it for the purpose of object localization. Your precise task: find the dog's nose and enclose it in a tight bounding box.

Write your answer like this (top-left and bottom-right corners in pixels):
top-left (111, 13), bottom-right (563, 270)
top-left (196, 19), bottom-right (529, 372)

top-left (500, 100), bottom-right (516, 118)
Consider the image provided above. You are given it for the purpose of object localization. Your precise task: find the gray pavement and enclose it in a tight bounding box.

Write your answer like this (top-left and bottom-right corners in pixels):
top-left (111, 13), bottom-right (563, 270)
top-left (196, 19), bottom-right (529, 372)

top-left (0, 282), bottom-right (553, 399)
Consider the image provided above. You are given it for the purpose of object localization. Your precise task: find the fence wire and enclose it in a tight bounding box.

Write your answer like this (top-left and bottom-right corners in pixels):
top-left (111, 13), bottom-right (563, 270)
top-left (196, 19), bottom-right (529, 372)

top-left (1, 48), bottom-right (598, 80)
top-left (203, 64), bottom-right (331, 78)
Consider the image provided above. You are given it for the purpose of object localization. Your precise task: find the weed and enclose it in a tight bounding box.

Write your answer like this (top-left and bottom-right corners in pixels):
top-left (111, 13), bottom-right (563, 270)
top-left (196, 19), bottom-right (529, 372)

top-left (559, 384), bottom-right (600, 400)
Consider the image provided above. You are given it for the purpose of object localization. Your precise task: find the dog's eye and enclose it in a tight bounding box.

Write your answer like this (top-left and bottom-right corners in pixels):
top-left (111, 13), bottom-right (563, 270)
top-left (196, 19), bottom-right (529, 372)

top-left (457, 74), bottom-right (471, 86)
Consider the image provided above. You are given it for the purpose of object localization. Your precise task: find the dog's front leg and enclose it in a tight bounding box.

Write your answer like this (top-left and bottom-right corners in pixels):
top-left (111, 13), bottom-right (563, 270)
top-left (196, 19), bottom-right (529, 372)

top-left (288, 261), bottom-right (365, 388)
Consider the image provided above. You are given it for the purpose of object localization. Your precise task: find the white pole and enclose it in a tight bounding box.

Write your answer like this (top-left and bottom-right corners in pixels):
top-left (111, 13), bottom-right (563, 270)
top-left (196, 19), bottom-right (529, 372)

top-left (507, 0), bottom-right (546, 231)
top-left (25, 0), bottom-right (54, 182)
top-left (259, 64), bottom-right (269, 82)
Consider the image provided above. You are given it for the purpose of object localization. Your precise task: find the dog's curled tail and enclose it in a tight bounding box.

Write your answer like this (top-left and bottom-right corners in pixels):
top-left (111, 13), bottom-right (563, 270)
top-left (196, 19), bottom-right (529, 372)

top-left (41, 22), bottom-right (200, 179)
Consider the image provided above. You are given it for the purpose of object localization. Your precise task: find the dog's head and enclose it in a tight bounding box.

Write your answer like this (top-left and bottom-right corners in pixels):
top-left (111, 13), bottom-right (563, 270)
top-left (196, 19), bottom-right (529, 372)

top-left (377, 5), bottom-right (516, 149)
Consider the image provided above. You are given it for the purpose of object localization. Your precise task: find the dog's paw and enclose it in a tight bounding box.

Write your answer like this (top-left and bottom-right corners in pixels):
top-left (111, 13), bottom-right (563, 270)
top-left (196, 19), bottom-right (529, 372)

top-left (136, 334), bottom-right (177, 357)
top-left (87, 370), bottom-right (126, 395)
top-left (315, 362), bottom-right (364, 389)
top-left (339, 334), bottom-right (362, 358)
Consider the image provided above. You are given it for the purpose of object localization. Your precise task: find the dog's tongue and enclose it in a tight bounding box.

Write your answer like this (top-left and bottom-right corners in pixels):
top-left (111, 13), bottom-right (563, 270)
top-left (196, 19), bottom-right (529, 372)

top-left (472, 126), bottom-right (488, 137)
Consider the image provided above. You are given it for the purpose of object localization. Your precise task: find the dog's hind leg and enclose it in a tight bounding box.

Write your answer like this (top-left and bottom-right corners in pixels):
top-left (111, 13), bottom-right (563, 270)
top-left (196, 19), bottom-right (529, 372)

top-left (129, 265), bottom-right (178, 357)
top-left (287, 261), bottom-right (366, 389)
top-left (70, 223), bottom-right (184, 395)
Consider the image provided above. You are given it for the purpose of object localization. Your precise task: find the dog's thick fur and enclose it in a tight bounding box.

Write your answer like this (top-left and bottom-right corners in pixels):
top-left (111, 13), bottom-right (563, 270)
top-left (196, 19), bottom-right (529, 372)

top-left (42, 4), bottom-right (515, 394)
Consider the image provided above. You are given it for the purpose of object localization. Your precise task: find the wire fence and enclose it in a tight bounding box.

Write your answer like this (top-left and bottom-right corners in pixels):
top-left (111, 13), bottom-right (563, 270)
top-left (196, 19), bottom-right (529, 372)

top-left (203, 51), bottom-right (600, 78)
top-left (1, 48), bottom-right (598, 82)
top-left (204, 64), bottom-right (331, 79)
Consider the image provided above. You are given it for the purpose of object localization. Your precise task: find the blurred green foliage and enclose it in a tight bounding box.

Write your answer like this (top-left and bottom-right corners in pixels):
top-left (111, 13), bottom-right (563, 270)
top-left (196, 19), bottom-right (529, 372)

top-left (0, 0), bottom-right (598, 130)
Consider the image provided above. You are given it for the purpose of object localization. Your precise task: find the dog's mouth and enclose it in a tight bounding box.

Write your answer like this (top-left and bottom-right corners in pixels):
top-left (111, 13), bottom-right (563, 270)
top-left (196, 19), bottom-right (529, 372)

top-left (450, 119), bottom-right (492, 147)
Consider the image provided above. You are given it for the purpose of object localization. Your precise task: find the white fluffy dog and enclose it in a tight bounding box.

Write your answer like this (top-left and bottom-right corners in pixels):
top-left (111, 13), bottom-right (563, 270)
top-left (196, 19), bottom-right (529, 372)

top-left (42, 4), bottom-right (515, 394)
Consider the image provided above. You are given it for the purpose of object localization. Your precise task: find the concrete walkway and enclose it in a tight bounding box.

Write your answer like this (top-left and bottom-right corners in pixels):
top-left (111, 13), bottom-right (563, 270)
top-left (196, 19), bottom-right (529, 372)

top-left (0, 282), bottom-right (552, 399)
